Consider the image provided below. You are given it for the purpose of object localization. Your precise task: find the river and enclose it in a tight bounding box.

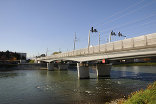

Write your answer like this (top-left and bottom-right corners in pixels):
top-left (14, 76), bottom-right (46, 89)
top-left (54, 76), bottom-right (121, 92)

top-left (0, 66), bottom-right (156, 104)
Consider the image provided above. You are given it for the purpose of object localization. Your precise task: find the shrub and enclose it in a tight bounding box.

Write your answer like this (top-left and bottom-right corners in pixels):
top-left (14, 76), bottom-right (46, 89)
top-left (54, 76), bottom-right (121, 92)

top-left (122, 81), bottom-right (156, 104)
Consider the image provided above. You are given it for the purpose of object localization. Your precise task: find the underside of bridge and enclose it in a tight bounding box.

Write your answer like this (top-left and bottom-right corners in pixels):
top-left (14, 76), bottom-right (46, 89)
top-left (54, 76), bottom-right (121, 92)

top-left (36, 33), bottom-right (156, 79)
top-left (46, 62), bottom-right (111, 79)
top-left (37, 52), bottom-right (156, 79)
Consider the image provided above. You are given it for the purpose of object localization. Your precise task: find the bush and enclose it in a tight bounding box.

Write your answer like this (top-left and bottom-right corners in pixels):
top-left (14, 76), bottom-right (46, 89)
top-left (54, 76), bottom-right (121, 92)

top-left (123, 81), bottom-right (156, 104)
top-left (29, 60), bottom-right (35, 63)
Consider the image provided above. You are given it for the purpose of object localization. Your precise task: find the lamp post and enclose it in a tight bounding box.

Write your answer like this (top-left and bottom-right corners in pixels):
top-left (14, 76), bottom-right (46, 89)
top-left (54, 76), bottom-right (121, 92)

top-left (99, 32), bottom-right (100, 52)
top-left (74, 32), bottom-right (77, 50)
top-left (118, 32), bottom-right (126, 39)
top-left (88, 27), bottom-right (98, 52)
top-left (88, 30), bottom-right (91, 50)
top-left (109, 30), bottom-right (116, 42)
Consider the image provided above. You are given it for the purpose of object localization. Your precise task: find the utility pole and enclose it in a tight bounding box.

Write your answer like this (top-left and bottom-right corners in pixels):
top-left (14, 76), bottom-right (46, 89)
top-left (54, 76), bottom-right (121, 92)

top-left (88, 30), bottom-right (91, 52)
top-left (46, 48), bottom-right (48, 56)
top-left (99, 32), bottom-right (100, 52)
top-left (109, 33), bottom-right (111, 43)
top-left (74, 32), bottom-right (77, 50)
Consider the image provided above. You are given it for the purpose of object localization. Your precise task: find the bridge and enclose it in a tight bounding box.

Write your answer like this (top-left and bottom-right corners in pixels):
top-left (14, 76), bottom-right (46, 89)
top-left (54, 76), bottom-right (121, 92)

top-left (36, 33), bottom-right (156, 79)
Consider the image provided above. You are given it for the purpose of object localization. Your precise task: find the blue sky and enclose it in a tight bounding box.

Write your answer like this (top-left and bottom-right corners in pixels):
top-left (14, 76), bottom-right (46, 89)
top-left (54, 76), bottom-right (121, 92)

top-left (0, 0), bottom-right (156, 58)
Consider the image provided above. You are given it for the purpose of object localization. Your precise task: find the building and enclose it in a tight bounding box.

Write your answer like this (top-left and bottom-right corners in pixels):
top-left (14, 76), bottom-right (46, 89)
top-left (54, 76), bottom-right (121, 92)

top-left (17, 52), bottom-right (27, 60)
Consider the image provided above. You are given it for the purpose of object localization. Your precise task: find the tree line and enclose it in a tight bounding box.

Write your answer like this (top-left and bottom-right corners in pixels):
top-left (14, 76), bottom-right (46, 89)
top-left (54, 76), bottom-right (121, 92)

top-left (0, 50), bottom-right (26, 60)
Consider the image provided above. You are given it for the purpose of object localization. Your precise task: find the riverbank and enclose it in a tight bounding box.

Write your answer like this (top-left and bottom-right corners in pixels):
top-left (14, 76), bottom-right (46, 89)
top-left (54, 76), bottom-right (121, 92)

top-left (0, 63), bottom-right (46, 70)
top-left (113, 62), bottom-right (156, 67)
top-left (0, 64), bottom-right (18, 71)
top-left (107, 81), bottom-right (156, 104)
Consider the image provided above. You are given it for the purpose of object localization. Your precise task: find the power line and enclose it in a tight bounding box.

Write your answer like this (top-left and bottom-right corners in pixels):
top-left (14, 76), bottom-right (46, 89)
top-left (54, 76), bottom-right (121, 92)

top-left (78, 13), bottom-right (156, 48)
top-left (119, 19), bottom-right (156, 33)
top-left (100, 14), bottom-right (156, 33)
top-left (95, 0), bottom-right (155, 29)
top-left (100, 20), bottom-right (156, 41)
top-left (128, 26), bottom-right (156, 38)
top-left (123, 21), bottom-right (156, 37)
top-left (88, 1), bottom-right (156, 46)
top-left (94, 0), bottom-right (145, 28)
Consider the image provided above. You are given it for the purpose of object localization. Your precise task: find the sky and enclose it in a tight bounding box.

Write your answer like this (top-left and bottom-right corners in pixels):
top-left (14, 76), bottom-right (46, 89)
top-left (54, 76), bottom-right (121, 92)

top-left (0, 0), bottom-right (156, 58)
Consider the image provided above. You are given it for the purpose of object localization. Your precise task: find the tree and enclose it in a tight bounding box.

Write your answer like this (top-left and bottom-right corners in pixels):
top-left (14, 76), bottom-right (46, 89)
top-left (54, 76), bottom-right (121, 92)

top-left (52, 51), bottom-right (61, 55)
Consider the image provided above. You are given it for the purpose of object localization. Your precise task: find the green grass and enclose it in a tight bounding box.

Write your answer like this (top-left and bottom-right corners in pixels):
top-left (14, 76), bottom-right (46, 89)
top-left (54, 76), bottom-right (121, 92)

top-left (117, 81), bottom-right (156, 104)
top-left (113, 63), bottom-right (156, 67)
top-left (29, 60), bottom-right (35, 63)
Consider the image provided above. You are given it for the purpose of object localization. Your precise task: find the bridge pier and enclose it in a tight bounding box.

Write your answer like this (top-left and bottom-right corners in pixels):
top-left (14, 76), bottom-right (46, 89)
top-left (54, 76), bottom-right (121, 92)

top-left (47, 63), bottom-right (54, 71)
top-left (96, 64), bottom-right (111, 77)
top-left (77, 63), bottom-right (90, 79)
top-left (58, 63), bottom-right (69, 70)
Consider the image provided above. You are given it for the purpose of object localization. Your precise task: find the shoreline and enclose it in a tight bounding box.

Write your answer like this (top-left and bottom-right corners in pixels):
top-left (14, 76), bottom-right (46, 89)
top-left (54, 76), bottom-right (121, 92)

top-left (107, 81), bottom-right (156, 104)
top-left (113, 62), bottom-right (156, 67)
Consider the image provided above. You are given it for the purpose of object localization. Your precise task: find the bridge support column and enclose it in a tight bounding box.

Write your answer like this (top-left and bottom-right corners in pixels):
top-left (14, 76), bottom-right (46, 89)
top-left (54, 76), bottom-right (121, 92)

top-left (77, 63), bottom-right (90, 79)
top-left (96, 64), bottom-right (111, 77)
top-left (47, 63), bottom-right (54, 71)
top-left (58, 64), bottom-right (69, 70)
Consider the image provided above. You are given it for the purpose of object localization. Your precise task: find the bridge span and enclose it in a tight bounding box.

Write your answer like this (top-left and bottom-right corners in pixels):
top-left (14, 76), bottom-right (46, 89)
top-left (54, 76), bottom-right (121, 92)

top-left (36, 33), bottom-right (156, 79)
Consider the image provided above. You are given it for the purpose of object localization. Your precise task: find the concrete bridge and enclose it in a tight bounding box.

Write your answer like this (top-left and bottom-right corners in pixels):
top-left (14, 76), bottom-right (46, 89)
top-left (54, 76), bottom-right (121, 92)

top-left (36, 33), bottom-right (156, 79)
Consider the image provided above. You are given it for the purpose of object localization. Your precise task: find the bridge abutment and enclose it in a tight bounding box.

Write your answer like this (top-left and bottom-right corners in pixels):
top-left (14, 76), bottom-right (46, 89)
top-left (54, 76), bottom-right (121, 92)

top-left (77, 63), bottom-right (90, 79)
top-left (47, 63), bottom-right (54, 71)
top-left (96, 64), bottom-right (111, 77)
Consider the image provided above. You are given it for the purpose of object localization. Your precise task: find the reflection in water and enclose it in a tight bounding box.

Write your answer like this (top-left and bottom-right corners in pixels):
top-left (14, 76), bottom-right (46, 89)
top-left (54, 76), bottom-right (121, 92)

top-left (0, 66), bottom-right (155, 104)
top-left (112, 66), bottom-right (156, 82)
top-left (0, 72), bottom-right (18, 78)
top-left (132, 66), bottom-right (140, 74)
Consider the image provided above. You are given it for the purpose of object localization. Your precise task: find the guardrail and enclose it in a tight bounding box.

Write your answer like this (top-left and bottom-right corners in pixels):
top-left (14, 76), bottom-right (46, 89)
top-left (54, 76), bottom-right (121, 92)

top-left (38, 33), bottom-right (156, 60)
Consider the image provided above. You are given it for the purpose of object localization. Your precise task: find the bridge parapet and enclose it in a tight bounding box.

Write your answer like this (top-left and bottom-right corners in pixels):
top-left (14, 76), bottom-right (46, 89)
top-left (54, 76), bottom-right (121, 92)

top-left (94, 45), bottom-right (100, 53)
top-left (147, 33), bottom-right (156, 45)
top-left (100, 44), bottom-right (107, 52)
top-left (37, 33), bottom-right (156, 62)
top-left (123, 38), bottom-right (133, 49)
top-left (106, 42), bottom-right (114, 51)
top-left (133, 35), bottom-right (146, 47)
top-left (114, 40), bottom-right (123, 50)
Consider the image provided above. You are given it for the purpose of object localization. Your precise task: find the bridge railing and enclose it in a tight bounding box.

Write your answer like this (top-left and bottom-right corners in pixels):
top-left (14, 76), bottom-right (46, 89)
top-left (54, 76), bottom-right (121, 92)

top-left (38, 33), bottom-right (156, 60)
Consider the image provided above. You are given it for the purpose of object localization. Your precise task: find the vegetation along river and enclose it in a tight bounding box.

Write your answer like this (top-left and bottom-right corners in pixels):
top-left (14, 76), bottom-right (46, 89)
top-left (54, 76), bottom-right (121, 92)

top-left (0, 66), bottom-right (156, 104)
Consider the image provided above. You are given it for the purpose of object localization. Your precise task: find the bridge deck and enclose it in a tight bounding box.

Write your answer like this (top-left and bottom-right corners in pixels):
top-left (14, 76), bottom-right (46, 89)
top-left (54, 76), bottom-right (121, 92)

top-left (37, 33), bottom-right (156, 62)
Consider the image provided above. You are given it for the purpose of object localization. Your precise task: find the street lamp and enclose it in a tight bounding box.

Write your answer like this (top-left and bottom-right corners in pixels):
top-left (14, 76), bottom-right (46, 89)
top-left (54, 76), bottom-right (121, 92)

top-left (109, 30), bottom-right (116, 42)
top-left (118, 32), bottom-right (126, 39)
top-left (88, 27), bottom-right (98, 52)
top-left (109, 31), bottom-right (126, 42)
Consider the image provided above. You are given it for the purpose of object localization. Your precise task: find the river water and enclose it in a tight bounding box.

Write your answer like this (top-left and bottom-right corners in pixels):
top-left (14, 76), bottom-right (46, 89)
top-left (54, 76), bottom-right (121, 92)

top-left (0, 66), bottom-right (156, 104)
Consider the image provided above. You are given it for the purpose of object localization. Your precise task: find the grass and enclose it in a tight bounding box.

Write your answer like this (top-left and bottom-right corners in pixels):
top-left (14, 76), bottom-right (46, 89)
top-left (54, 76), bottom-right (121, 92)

top-left (29, 60), bottom-right (35, 63)
top-left (116, 81), bottom-right (156, 104)
top-left (113, 62), bottom-right (156, 67)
